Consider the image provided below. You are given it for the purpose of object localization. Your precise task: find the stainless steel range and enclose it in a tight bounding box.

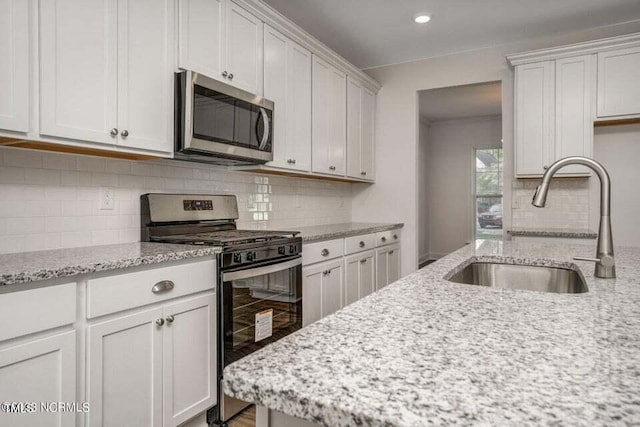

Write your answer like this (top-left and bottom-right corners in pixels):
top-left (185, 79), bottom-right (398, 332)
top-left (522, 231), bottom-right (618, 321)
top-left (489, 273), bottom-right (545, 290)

top-left (140, 193), bottom-right (302, 426)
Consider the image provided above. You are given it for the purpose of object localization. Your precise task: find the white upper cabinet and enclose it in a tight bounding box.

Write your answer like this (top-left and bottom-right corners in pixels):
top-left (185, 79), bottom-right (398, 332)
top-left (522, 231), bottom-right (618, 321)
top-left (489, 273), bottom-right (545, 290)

top-left (178, 0), bottom-right (263, 95)
top-left (514, 61), bottom-right (555, 177)
top-left (597, 46), bottom-right (640, 118)
top-left (178, 0), bottom-right (225, 80)
top-left (0, 0), bottom-right (29, 133)
top-left (346, 77), bottom-right (375, 180)
top-left (264, 24), bottom-right (311, 171)
top-left (116, 0), bottom-right (174, 153)
top-left (225, 1), bottom-right (263, 94)
top-left (40, 0), bottom-right (174, 154)
top-left (312, 55), bottom-right (346, 176)
top-left (40, 0), bottom-right (118, 145)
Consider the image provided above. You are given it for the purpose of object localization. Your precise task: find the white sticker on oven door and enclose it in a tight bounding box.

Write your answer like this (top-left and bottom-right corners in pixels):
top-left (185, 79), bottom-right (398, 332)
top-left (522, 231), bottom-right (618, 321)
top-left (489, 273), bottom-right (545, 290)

top-left (255, 309), bottom-right (273, 342)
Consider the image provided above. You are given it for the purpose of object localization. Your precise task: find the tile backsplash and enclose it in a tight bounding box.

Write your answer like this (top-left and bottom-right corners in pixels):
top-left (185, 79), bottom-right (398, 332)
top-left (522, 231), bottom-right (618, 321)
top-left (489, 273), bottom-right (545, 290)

top-left (0, 147), bottom-right (351, 254)
top-left (511, 178), bottom-right (590, 230)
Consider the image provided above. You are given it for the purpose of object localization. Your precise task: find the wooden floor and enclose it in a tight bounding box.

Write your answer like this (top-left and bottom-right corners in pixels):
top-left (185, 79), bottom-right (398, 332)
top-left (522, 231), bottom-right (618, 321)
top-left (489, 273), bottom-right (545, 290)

top-left (228, 405), bottom-right (256, 427)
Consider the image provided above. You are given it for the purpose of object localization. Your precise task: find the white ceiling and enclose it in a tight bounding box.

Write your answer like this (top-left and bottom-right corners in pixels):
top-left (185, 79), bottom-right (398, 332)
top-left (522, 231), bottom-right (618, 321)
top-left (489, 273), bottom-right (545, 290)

top-left (419, 82), bottom-right (502, 122)
top-left (262, 0), bottom-right (640, 69)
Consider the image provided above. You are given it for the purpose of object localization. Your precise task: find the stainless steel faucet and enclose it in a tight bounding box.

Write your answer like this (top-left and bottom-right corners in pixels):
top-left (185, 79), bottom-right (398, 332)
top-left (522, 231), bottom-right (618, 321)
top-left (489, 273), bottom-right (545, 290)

top-left (532, 156), bottom-right (616, 279)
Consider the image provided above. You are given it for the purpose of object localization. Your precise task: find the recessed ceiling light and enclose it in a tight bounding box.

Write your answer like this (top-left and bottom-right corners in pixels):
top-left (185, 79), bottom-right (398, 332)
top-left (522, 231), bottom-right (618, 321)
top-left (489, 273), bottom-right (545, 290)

top-left (414, 15), bottom-right (431, 24)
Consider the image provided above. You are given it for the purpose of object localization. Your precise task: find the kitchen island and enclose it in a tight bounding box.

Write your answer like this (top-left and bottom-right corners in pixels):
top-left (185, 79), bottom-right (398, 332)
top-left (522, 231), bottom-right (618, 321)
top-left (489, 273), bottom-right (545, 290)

top-left (223, 240), bottom-right (640, 426)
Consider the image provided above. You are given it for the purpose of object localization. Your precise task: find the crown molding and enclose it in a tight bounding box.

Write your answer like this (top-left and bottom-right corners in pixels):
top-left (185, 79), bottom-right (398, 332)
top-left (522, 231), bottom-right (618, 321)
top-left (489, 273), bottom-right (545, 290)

top-left (506, 32), bottom-right (640, 66)
top-left (236, 0), bottom-right (381, 92)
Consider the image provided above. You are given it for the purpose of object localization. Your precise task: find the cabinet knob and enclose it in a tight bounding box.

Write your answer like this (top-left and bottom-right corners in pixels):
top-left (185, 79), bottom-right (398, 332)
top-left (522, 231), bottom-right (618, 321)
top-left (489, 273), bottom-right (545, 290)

top-left (322, 270), bottom-right (331, 276)
top-left (543, 165), bottom-right (549, 170)
top-left (222, 71), bottom-right (228, 78)
top-left (156, 318), bottom-right (165, 326)
top-left (121, 129), bottom-right (129, 138)
top-left (381, 236), bottom-right (387, 242)
top-left (360, 171), bottom-right (367, 176)
top-left (110, 128), bottom-right (118, 137)
top-left (360, 258), bottom-right (367, 264)
top-left (166, 315), bottom-right (174, 324)
top-left (321, 248), bottom-right (329, 256)
top-left (329, 166), bottom-right (336, 171)
top-left (389, 250), bottom-right (395, 255)
top-left (359, 241), bottom-right (365, 248)
top-left (228, 73), bottom-right (234, 80)
top-left (393, 234), bottom-right (398, 240)
top-left (292, 159), bottom-right (296, 164)
top-left (287, 158), bottom-right (295, 164)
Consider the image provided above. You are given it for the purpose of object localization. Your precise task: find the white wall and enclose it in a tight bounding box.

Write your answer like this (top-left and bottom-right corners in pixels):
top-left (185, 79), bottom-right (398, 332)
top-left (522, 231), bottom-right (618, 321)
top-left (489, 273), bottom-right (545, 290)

top-left (423, 116), bottom-right (502, 258)
top-left (417, 118), bottom-right (429, 263)
top-left (0, 147), bottom-right (351, 254)
top-left (353, 21), bottom-right (640, 276)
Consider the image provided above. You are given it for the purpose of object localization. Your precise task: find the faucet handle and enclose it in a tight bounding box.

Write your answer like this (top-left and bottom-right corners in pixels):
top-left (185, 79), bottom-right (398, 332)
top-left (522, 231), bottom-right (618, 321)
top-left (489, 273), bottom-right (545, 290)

top-left (573, 255), bottom-right (615, 268)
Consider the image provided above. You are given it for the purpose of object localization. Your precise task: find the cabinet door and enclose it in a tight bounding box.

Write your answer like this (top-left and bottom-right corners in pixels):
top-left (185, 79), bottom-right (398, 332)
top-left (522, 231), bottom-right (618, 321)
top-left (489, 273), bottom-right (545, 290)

top-left (597, 46), bottom-right (640, 118)
top-left (0, 0), bottom-right (29, 132)
top-left (359, 250), bottom-right (376, 298)
top-left (346, 77), bottom-right (362, 179)
top-left (163, 293), bottom-right (216, 427)
top-left (555, 55), bottom-right (594, 175)
top-left (40, 0), bottom-right (118, 144)
top-left (116, 0), bottom-right (174, 153)
top-left (302, 265), bottom-right (322, 326)
top-left (263, 25), bottom-right (288, 168)
top-left (178, 0), bottom-right (225, 79)
top-left (328, 66), bottom-right (347, 176)
top-left (360, 87), bottom-right (376, 180)
top-left (514, 61), bottom-right (554, 177)
top-left (88, 307), bottom-right (164, 427)
top-left (225, 1), bottom-right (263, 94)
top-left (0, 331), bottom-right (76, 427)
top-left (375, 248), bottom-right (388, 290)
top-left (344, 254), bottom-right (360, 306)
top-left (387, 244), bottom-right (401, 285)
top-left (321, 262), bottom-right (344, 318)
top-left (286, 39), bottom-right (312, 171)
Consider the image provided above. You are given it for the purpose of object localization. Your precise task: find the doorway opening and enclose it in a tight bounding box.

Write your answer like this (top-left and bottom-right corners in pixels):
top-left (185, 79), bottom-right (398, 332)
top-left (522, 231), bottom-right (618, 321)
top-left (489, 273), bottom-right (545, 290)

top-left (417, 81), bottom-right (502, 263)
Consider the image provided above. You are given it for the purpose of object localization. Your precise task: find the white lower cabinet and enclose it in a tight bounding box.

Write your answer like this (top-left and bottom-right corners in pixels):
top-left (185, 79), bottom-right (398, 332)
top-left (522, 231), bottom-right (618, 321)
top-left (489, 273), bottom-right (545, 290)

top-left (344, 250), bottom-right (375, 305)
top-left (87, 292), bottom-right (216, 427)
top-left (302, 259), bottom-right (343, 326)
top-left (0, 331), bottom-right (76, 427)
top-left (376, 243), bottom-right (401, 290)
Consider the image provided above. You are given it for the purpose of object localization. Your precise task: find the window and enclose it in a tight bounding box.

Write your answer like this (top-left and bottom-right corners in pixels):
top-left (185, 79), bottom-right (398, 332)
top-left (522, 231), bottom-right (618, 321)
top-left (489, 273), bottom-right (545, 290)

top-left (474, 148), bottom-right (503, 240)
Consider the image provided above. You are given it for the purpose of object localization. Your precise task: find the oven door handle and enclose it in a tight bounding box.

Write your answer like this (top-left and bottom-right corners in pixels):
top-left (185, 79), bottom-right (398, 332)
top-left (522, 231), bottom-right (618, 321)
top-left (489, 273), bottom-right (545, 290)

top-left (258, 107), bottom-right (270, 150)
top-left (223, 258), bottom-right (301, 282)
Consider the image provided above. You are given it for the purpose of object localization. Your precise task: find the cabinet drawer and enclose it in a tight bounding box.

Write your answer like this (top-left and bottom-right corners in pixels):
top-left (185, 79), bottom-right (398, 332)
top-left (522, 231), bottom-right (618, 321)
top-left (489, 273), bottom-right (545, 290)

top-left (302, 238), bottom-right (344, 265)
top-left (87, 258), bottom-right (216, 319)
top-left (376, 230), bottom-right (401, 247)
top-left (344, 233), bottom-right (376, 255)
top-left (0, 283), bottom-right (76, 342)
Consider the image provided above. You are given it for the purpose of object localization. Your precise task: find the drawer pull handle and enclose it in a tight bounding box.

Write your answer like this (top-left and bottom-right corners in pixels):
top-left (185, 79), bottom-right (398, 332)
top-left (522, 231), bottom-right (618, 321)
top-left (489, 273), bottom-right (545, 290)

top-left (166, 315), bottom-right (175, 324)
top-left (152, 280), bottom-right (175, 294)
top-left (321, 249), bottom-right (329, 257)
top-left (359, 241), bottom-right (365, 248)
top-left (381, 236), bottom-right (387, 242)
top-left (156, 318), bottom-right (165, 326)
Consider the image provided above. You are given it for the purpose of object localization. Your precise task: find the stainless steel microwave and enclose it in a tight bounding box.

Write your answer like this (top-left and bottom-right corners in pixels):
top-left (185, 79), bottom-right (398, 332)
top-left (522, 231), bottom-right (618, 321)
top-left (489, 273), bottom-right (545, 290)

top-left (174, 71), bottom-right (274, 165)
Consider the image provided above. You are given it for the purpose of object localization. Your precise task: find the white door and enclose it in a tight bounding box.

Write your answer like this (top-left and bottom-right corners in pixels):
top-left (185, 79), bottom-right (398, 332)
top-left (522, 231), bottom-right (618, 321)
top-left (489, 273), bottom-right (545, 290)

top-left (178, 0), bottom-right (225, 79)
top-left (344, 255), bottom-right (360, 306)
top-left (597, 46), bottom-right (640, 118)
top-left (263, 25), bottom-right (288, 168)
top-left (225, 1), bottom-right (263, 94)
top-left (555, 55), bottom-right (594, 175)
top-left (302, 265), bottom-right (322, 326)
top-left (360, 87), bottom-right (376, 180)
top-left (116, 0), bottom-right (174, 153)
top-left (0, 331), bottom-right (76, 427)
top-left (346, 77), bottom-right (362, 179)
top-left (387, 244), bottom-right (401, 285)
top-left (328, 66), bottom-right (347, 176)
top-left (87, 307), bottom-right (164, 427)
top-left (163, 293), bottom-right (216, 427)
top-left (359, 250), bottom-right (376, 298)
top-left (0, 0), bottom-right (29, 132)
top-left (40, 0), bottom-right (118, 144)
top-left (514, 61), bottom-right (555, 177)
top-left (287, 41), bottom-right (312, 171)
top-left (321, 261), bottom-right (343, 317)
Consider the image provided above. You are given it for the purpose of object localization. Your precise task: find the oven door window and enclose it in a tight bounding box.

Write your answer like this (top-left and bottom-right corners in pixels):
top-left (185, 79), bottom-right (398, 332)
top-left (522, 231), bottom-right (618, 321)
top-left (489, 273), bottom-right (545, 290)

top-left (223, 262), bottom-right (301, 366)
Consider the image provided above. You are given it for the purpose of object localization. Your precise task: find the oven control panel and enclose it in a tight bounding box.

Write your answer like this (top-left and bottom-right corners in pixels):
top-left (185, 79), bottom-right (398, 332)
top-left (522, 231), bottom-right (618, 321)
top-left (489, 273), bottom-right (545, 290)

top-left (183, 199), bottom-right (214, 211)
top-left (222, 240), bottom-right (302, 268)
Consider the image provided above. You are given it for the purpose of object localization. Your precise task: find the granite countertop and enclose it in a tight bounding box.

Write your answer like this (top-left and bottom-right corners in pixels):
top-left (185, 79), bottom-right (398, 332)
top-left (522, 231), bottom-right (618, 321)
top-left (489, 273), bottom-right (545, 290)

top-left (0, 242), bottom-right (220, 287)
top-left (294, 222), bottom-right (404, 243)
top-left (508, 228), bottom-right (597, 239)
top-left (223, 240), bottom-right (640, 426)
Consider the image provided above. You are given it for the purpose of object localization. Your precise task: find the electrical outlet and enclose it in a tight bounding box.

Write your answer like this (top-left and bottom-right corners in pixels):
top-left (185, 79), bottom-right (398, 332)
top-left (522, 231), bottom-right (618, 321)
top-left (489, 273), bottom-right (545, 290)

top-left (100, 187), bottom-right (115, 210)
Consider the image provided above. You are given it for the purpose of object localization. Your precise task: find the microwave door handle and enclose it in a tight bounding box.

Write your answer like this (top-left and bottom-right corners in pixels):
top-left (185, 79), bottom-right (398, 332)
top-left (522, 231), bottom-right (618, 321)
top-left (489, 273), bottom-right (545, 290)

top-left (223, 258), bottom-right (300, 282)
top-left (258, 107), bottom-right (270, 150)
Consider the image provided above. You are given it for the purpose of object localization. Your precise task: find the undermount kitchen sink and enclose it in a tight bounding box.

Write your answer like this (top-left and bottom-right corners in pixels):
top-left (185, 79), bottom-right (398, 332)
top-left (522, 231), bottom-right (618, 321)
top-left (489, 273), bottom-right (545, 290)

top-left (447, 262), bottom-right (588, 294)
